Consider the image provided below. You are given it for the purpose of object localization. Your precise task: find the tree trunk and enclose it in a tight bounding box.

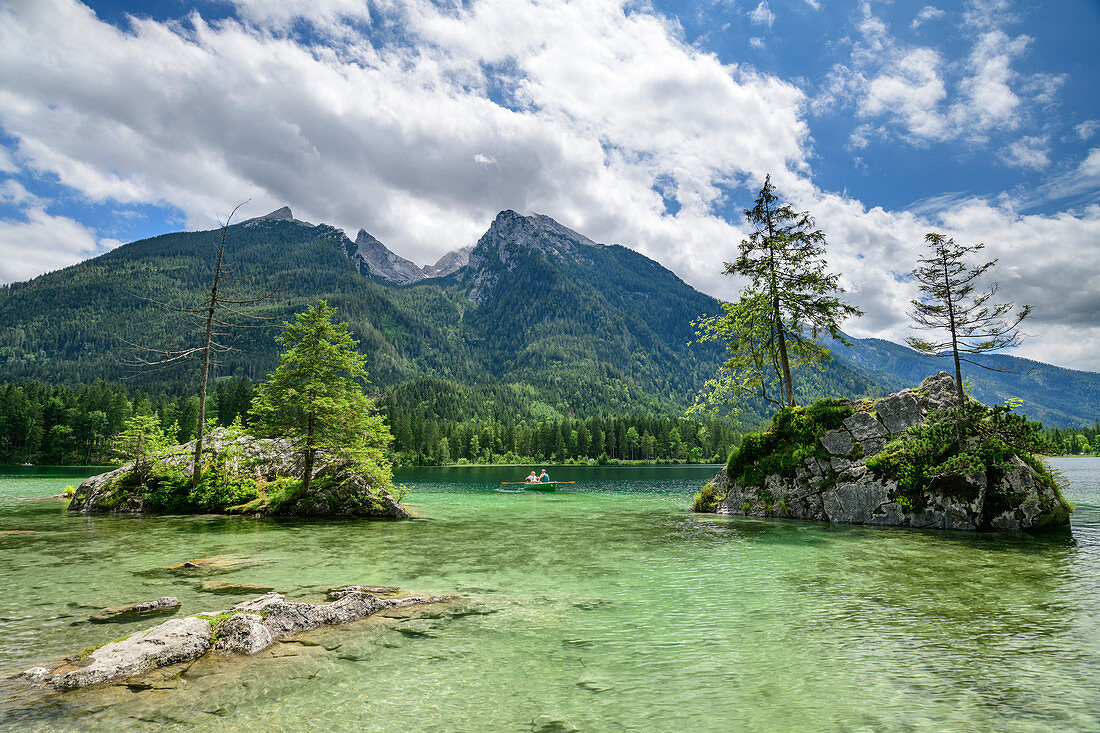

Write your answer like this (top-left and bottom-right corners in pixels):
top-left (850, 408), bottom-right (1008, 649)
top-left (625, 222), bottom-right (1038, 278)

top-left (940, 248), bottom-right (965, 407)
top-left (775, 300), bottom-right (795, 407)
top-left (191, 241), bottom-right (225, 487)
top-left (301, 412), bottom-right (316, 495)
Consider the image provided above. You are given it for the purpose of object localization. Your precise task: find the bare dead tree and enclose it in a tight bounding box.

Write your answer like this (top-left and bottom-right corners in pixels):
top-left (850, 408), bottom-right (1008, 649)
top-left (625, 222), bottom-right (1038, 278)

top-left (122, 201), bottom-right (278, 486)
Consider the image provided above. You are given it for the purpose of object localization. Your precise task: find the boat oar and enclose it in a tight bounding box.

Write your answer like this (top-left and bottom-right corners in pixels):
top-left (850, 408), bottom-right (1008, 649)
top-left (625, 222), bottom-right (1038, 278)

top-left (500, 481), bottom-right (576, 485)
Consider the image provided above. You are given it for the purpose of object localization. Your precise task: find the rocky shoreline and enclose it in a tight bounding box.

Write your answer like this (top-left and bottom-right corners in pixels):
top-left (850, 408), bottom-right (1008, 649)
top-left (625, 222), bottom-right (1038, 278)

top-left (20, 587), bottom-right (454, 691)
top-left (699, 373), bottom-right (1072, 532)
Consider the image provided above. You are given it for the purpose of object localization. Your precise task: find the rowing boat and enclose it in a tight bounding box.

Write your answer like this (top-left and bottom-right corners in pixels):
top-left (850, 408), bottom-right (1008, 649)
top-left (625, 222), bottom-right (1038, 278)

top-left (500, 481), bottom-right (575, 492)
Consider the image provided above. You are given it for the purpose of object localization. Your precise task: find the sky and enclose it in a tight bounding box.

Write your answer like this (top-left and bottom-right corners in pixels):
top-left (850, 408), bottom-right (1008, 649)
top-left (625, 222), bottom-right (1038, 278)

top-left (0, 0), bottom-right (1098, 370)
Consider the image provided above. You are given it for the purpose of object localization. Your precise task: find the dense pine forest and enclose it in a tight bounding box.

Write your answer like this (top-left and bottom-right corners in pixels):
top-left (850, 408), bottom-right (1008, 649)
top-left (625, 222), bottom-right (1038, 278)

top-left (0, 377), bottom-right (740, 466)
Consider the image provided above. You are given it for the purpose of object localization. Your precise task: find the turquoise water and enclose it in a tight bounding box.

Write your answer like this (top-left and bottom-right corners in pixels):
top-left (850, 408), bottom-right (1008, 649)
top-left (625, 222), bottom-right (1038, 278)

top-left (1, 460), bottom-right (1099, 731)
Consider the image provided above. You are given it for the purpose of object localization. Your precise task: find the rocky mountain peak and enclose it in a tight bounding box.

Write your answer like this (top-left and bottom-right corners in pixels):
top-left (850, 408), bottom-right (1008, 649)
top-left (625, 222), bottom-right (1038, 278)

top-left (423, 244), bottom-right (474, 278)
top-left (242, 205), bottom-right (309, 227)
top-left (482, 210), bottom-right (597, 260)
top-left (348, 229), bottom-right (426, 286)
top-left (464, 210), bottom-right (599, 304)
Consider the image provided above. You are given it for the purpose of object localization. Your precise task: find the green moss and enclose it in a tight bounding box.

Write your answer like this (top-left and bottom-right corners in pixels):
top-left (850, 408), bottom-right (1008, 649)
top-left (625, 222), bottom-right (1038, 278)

top-left (691, 481), bottom-right (725, 513)
top-left (865, 401), bottom-right (1073, 523)
top-left (726, 398), bottom-right (854, 487)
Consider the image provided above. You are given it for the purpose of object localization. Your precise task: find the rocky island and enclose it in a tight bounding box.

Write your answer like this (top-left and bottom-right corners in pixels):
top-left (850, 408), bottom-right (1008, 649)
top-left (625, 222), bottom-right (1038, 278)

top-left (69, 428), bottom-right (409, 518)
top-left (693, 373), bottom-right (1072, 532)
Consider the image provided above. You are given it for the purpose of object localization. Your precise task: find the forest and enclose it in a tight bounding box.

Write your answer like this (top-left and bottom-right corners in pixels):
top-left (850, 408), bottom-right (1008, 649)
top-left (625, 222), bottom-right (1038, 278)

top-left (0, 376), bottom-right (741, 466)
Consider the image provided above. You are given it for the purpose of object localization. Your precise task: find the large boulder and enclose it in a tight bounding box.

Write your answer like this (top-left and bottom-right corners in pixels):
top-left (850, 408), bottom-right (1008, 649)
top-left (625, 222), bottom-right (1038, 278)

top-left (708, 373), bottom-right (1071, 532)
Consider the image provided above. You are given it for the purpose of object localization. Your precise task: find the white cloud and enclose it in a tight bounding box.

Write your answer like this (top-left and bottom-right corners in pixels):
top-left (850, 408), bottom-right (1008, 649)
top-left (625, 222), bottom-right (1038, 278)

top-left (1076, 120), bottom-right (1099, 141)
top-left (749, 37), bottom-right (764, 49)
top-left (750, 2), bottom-right (775, 27)
top-left (1001, 135), bottom-right (1050, 170)
top-left (1080, 148), bottom-right (1100, 178)
top-left (0, 145), bottom-right (18, 173)
top-left (0, 206), bottom-right (108, 283)
top-left (0, 179), bottom-right (38, 205)
top-left (911, 6), bottom-right (945, 30)
top-left (0, 0), bottom-right (1097, 370)
top-left (817, 4), bottom-right (1053, 147)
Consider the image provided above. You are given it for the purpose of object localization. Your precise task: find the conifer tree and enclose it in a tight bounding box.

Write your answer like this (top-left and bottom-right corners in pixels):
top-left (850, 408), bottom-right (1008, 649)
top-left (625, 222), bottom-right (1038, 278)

top-left (695, 175), bottom-right (862, 410)
top-left (250, 300), bottom-right (393, 495)
top-left (906, 233), bottom-right (1031, 406)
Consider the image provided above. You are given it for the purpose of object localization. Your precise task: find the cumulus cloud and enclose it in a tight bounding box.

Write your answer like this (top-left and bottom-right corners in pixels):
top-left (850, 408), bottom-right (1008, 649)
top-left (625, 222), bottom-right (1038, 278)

top-left (1001, 135), bottom-right (1050, 170)
top-left (750, 2), bottom-right (775, 27)
top-left (0, 206), bottom-right (107, 283)
top-left (0, 0), bottom-right (1096, 369)
top-left (1076, 120), bottom-right (1099, 141)
top-left (818, 3), bottom-right (1054, 148)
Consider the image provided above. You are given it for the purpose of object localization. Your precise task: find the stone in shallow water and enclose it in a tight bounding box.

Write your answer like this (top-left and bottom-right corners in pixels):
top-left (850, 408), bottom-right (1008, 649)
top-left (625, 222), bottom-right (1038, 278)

top-left (89, 597), bottom-right (180, 624)
top-left (52, 616), bottom-right (212, 690)
top-left (213, 613), bottom-right (273, 655)
top-left (141, 557), bottom-right (264, 577)
top-left (199, 581), bottom-right (276, 595)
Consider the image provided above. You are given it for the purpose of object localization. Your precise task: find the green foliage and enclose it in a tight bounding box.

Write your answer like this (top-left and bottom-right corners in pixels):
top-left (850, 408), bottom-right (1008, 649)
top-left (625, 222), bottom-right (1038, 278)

top-left (250, 300), bottom-right (394, 490)
top-left (697, 175), bottom-right (862, 410)
top-left (865, 401), bottom-right (1064, 513)
top-left (691, 481), bottom-right (725, 513)
top-left (229, 476), bottom-right (303, 514)
top-left (725, 398), bottom-right (855, 487)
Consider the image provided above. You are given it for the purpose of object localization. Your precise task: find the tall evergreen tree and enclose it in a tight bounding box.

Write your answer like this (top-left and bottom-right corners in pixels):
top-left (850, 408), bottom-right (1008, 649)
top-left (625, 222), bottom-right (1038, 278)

top-left (695, 175), bottom-right (862, 409)
top-left (906, 233), bottom-right (1031, 406)
top-left (250, 300), bottom-right (393, 495)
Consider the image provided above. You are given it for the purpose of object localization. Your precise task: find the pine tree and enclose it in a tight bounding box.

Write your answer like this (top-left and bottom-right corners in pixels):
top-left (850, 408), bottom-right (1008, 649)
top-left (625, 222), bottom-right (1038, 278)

top-left (906, 233), bottom-right (1031, 406)
top-left (250, 300), bottom-right (393, 495)
top-left (695, 175), bottom-right (862, 409)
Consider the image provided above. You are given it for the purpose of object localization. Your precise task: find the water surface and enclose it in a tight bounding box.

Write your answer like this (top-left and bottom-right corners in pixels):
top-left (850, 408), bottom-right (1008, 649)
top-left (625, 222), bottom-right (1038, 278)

top-left (1, 460), bottom-right (1098, 731)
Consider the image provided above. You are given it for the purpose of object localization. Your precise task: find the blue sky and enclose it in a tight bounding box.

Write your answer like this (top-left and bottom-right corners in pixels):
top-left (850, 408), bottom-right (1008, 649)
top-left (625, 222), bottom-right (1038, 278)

top-left (0, 0), bottom-right (1098, 369)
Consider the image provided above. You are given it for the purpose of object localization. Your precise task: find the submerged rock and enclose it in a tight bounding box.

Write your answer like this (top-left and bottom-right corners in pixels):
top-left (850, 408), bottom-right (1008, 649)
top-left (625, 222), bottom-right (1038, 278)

top-left (53, 617), bottom-right (212, 691)
top-left (199, 581), bottom-right (276, 595)
top-left (26, 587), bottom-right (456, 691)
top-left (705, 373), bottom-right (1072, 532)
top-left (89, 596), bottom-right (180, 624)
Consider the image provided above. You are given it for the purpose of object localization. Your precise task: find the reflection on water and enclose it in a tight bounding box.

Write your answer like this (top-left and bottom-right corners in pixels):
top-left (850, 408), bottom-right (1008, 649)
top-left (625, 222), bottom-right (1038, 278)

top-left (1, 460), bottom-right (1098, 731)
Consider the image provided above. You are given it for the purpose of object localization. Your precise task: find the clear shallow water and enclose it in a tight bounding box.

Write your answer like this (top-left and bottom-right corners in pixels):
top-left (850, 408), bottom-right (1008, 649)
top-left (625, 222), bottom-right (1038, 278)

top-left (0, 460), bottom-right (1098, 732)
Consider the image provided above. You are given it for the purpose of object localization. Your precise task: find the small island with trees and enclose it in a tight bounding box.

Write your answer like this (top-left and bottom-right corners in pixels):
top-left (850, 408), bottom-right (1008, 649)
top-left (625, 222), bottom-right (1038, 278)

top-left (690, 178), bottom-right (1071, 532)
top-left (70, 300), bottom-right (407, 519)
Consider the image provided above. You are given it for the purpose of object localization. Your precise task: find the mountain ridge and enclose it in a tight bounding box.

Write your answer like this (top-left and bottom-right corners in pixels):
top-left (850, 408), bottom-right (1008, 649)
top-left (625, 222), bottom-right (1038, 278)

top-left (0, 208), bottom-right (1096, 427)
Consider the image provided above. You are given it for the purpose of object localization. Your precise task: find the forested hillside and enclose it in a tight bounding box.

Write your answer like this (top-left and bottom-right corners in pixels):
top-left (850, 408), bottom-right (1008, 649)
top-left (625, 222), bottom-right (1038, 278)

top-left (1, 205), bottom-right (1097, 471)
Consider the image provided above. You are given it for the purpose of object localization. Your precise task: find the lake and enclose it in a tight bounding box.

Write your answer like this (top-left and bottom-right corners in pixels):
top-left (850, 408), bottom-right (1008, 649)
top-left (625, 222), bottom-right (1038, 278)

top-left (1, 460), bottom-right (1099, 731)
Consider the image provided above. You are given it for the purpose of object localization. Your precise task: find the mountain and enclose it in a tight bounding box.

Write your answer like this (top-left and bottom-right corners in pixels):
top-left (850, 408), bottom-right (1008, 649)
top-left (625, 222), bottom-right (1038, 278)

top-left (0, 207), bottom-right (1097, 427)
top-left (826, 336), bottom-right (1100, 428)
top-left (347, 229), bottom-right (425, 285)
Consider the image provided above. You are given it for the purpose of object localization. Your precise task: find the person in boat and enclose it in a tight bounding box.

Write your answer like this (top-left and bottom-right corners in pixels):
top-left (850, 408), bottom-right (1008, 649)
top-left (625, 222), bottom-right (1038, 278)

top-left (525, 470), bottom-right (539, 484)
top-left (539, 469), bottom-right (550, 483)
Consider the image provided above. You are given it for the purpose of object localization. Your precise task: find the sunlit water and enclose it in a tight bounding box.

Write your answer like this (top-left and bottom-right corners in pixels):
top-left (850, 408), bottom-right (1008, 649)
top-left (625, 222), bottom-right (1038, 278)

top-left (1, 460), bottom-right (1099, 732)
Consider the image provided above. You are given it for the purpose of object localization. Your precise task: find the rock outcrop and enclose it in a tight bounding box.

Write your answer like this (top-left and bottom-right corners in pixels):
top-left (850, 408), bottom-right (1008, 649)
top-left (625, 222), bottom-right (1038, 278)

top-left (24, 588), bottom-right (454, 691)
top-left (706, 373), bottom-right (1071, 532)
top-left (69, 428), bottom-right (409, 518)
